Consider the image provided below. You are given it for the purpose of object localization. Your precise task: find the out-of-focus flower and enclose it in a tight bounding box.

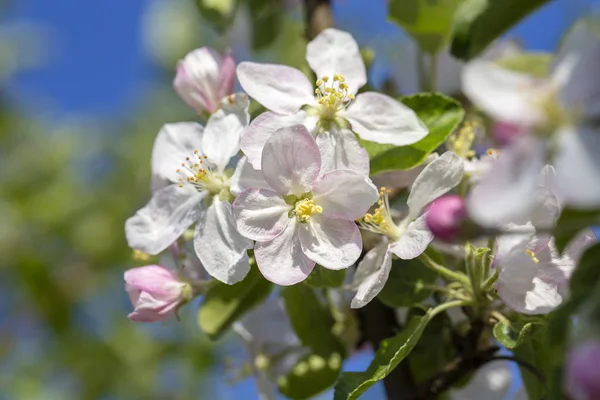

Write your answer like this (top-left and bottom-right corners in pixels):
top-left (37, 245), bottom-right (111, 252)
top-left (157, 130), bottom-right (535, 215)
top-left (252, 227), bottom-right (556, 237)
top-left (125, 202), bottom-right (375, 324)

top-left (237, 28), bottom-right (427, 174)
top-left (124, 265), bottom-right (192, 322)
top-left (174, 47), bottom-right (236, 115)
top-left (351, 152), bottom-right (464, 308)
top-left (233, 125), bottom-right (378, 285)
top-left (426, 194), bottom-right (468, 243)
top-left (450, 360), bottom-right (526, 400)
top-left (566, 340), bottom-right (600, 400)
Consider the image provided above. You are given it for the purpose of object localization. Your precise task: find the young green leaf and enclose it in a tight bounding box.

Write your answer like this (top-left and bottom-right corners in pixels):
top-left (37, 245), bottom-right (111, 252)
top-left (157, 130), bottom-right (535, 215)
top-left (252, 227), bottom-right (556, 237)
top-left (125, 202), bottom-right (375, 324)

top-left (378, 258), bottom-right (438, 308)
top-left (492, 320), bottom-right (535, 349)
top-left (513, 328), bottom-right (550, 399)
top-left (304, 265), bottom-right (346, 288)
top-left (553, 208), bottom-right (600, 253)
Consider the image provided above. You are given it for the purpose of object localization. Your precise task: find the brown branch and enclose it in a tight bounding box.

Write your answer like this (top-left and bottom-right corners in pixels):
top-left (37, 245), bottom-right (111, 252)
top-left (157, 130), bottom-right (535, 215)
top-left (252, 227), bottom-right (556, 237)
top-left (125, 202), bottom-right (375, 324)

top-left (303, 0), bottom-right (334, 40)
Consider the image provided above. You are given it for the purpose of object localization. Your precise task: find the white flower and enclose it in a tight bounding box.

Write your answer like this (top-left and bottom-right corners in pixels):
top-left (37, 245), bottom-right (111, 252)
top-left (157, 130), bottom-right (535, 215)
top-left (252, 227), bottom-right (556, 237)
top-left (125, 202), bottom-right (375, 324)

top-left (236, 28), bottom-right (428, 174)
top-left (351, 152), bottom-right (464, 308)
top-left (462, 23), bottom-right (600, 214)
top-left (125, 101), bottom-right (254, 285)
top-left (450, 360), bottom-right (526, 400)
top-left (232, 125), bottom-right (379, 285)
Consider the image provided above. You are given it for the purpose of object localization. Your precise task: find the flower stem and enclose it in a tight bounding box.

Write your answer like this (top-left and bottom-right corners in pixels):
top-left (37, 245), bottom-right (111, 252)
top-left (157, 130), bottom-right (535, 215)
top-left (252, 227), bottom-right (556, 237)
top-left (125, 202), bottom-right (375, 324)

top-left (481, 270), bottom-right (499, 292)
top-left (419, 253), bottom-right (470, 286)
top-left (431, 299), bottom-right (472, 318)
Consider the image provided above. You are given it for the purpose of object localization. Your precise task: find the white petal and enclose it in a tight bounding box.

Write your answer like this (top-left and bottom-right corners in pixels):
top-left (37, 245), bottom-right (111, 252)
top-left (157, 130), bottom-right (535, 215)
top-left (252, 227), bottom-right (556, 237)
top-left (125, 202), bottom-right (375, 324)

top-left (229, 156), bottom-right (270, 196)
top-left (350, 241), bottom-right (392, 309)
top-left (240, 110), bottom-right (316, 169)
top-left (467, 136), bottom-right (545, 227)
top-left (151, 122), bottom-right (204, 186)
top-left (316, 129), bottom-right (369, 175)
top-left (306, 28), bottom-right (367, 95)
top-left (217, 92), bottom-right (250, 126)
top-left (407, 152), bottom-right (464, 218)
top-left (202, 112), bottom-right (244, 172)
top-left (312, 170), bottom-right (378, 220)
top-left (343, 92), bottom-right (428, 145)
top-left (298, 216), bottom-right (362, 270)
top-left (254, 220), bottom-right (315, 285)
top-left (236, 62), bottom-right (314, 115)
top-left (494, 223), bottom-right (536, 263)
top-left (555, 127), bottom-right (600, 208)
top-left (194, 199), bottom-right (253, 284)
top-left (528, 164), bottom-right (561, 229)
top-left (125, 185), bottom-right (204, 255)
top-left (389, 215), bottom-right (433, 260)
top-left (461, 59), bottom-right (548, 126)
top-left (261, 125), bottom-right (321, 196)
top-left (233, 188), bottom-right (291, 241)
top-left (174, 47), bottom-right (224, 113)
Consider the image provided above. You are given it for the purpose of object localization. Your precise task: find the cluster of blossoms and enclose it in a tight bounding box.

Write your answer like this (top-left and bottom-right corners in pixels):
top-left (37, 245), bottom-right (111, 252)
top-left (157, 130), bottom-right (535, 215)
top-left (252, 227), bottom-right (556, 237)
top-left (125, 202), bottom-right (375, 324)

top-left (121, 23), bottom-right (600, 400)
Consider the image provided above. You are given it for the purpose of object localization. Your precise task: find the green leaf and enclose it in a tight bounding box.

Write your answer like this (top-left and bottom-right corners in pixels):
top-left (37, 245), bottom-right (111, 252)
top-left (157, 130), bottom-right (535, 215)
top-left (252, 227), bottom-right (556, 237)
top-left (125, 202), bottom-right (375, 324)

top-left (194, 0), bottom-right (238, 33)
top-left (451, 0), bottom-right (552, 60)
top-left (492, 320), bottom-right (535, 349)
top-left (247, 0), bottom-right (284, 50)
top-left (388, 0), bottom-right (464, 54)
top-left (378, 258), bottom-right (438, 308)
top-left (553, 208), bottom-right (600, 253)
top-left (513, 328), bottom-right (550, 400)
top-left (197, 266), bottom-right (272, 340)
top-left (495, 52), bottom-right (552, 78)
top-left (333, 312), bottom-right (432, 400)
top-left (362, 93), bottom-right (464, 175)
top-left (304, 265), bottom-right (346, 288)
top-left (278, 352), bottom-right (343, 400)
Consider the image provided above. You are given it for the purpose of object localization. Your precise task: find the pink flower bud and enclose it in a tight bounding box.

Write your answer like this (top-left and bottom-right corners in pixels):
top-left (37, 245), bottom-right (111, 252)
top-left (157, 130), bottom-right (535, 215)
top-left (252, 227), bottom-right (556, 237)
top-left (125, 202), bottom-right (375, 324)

top-left (173, 47), bottom-right (235, 114)
top-left (566, 340), bottom-right (600, 400)
top-left (425, 195), bottom-right (467, 243)
top-left (124, 265), bottom-right (192, 322)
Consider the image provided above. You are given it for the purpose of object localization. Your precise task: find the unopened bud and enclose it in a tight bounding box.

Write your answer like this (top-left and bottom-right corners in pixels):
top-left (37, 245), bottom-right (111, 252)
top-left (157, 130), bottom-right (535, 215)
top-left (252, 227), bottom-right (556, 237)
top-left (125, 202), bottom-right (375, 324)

top-left (566, 340), bottom-right (600, 400)
top-left (426, 195), bottom-right (468, 243)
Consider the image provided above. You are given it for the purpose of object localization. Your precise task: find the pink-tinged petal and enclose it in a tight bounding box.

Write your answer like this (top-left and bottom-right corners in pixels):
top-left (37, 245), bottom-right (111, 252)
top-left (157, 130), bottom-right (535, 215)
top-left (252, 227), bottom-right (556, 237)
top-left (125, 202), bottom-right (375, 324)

top-left (351, 240), bottom-right (392, 309)
top-left (124, 265), bottom-right (180, 295)
top-left (312, 170), bottom-right (378, 220)
top-left (343, 92), bottom-right (428, 145)
top-left (316, 129), bottom-right (369, 175)
top-left (254, 220), bottom-right (315, 285)
top-left (174, 47), bottom-right (224, 114)
top-left (261, 125), bottom-right (321, 196)
top-left (151, 122), bottom-right (205, 188)
top-left (389, 215), bottom-right (433, 260)
top-left (202, 112), bottom-right (244, 172)
top-left (217, 50), bottom-right (236, 100)
top-left (298, 216), bottom-right (362, 270)
top-left (306, 28), bottom-right (367, 95)
top-left (229, 156), bottom-right (271, 196)
top-left (240, 110), bottom-right (316, 169)
top-left (555, 127), bottom-right (600, 209)
top-left (467, 136), bottom-right (545, 227)
top-left (407, 152), bottom-right (464, 218)
top-left (128, 291), bottom-right (181, 322)
top-left (125, 185), bottom-right (205, 255)
top-left (194, 199), bottom-right (253, 285)
top-left (233, 188), bottom-right (291, 241)
top-left (236, 62), bottom-right (314, 115)
top-left (216, 92), bottom-right (251, 129)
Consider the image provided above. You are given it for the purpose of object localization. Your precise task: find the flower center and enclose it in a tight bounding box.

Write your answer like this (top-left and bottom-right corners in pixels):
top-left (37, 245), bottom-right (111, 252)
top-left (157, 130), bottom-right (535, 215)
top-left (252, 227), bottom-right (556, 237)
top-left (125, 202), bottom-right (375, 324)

top-left (358, 187), bottom-right (402, 240)
top-left (293, 198), bottom-right (323, 223)
top-left (525, 249), bottom-right (539, 264)
top-left (314, 74), bottom-right (354, 120)
top-left (176, 150), bottom-right (229, 197)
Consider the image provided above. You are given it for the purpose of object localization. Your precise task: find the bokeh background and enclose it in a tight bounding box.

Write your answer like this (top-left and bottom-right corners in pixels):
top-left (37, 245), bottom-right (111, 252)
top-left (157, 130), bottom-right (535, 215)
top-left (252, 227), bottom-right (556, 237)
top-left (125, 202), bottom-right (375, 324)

top-left (1, 0), bottom-right (598, 399)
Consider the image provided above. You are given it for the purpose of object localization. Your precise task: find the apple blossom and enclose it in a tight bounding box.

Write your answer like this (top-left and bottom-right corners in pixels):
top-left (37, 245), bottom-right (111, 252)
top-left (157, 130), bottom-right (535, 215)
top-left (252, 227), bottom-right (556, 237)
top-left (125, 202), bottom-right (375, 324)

top-left (236, 28), bottom-right (427, 174)
top-left (174, 47), bottom-right (236, 115)
top-left (232, 124), bottom-right (378, 285)
top-left (124, 265), bottom-right (192, 322)
top-left (426, 194), bottom-right (468, 243)
top-left (351, 152), bottom-right (464, 308)
top-left (125, 102), bottom-right (254, 285)
top-left (566, 340), bottom-right (600, 400)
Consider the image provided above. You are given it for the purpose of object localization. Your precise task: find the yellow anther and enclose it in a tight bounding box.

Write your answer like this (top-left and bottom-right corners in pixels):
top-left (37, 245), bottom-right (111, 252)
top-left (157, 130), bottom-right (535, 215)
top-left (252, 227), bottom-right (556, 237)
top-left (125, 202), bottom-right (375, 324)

top-left (333, 74), bottom-right (340, 81)
top-left (526, 249), bottom-right (540, 264)
top-left (294, 198), bottom-right (323, 223)
top-left (322, 75), bottom-right (329, 82)
top-left (316, 79), bottom-right (323, 87)
top-left (486, 148), bottom-right (500, 158)
top-left (132, 249), bottom-right (151, 262)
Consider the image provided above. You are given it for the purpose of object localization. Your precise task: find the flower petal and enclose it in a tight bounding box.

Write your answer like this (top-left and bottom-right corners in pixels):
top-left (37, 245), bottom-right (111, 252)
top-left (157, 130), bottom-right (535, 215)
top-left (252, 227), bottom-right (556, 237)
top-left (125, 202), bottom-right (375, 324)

top-left (298, 216), bottom-right (362, 270)
top-left (217, 50), bottom-right (236, 101)
top-left (151, 122), bottom-right (204, 187)
top-left (261, 125), bottom-right (321, 196)
top-left (467, 136), bottom-right (545, 227)
top-left (306, 28), bottom-right (367, 95)
top-left (316, 129), bottom-right (369, 175)
top-left (215, 91), bottom-right (250, 129)
top-left (343, 92), bottom-right (428, 145)
top-left (312, 170), bottom-right (378, 220)
top-left (202, 111), bottom-right (244, 172)
top-left (236, 62), bottom-right (314, 114)
top-left (229, 156), bottom-right (271, 196)
top-left (350, 241), bottom-right (392, 309)
top-left (125, 185), bottom-right (205, 255)
top-left (194, 198), bottom-right (253, 285)
top-left (124, 265), bottom-right (181, 295)
top-left (240, 110), bottom-right (316, 169)
top-left (555, 127), bottom-right (600, 209)
top-left (407, 151), bottom-right (464, 218)
top-left (389, 215), bottom-right (433, 260)
top-left (233, 188), bottom-right (291, 241)
top-left (254, 220), bottom-right (315, 285)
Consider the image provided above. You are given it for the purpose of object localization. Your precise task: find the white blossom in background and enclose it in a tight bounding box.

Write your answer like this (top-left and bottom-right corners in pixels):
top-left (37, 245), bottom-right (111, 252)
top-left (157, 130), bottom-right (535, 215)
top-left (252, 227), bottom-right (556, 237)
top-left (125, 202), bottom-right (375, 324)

top-left (463, 22), bottom-right (600, 220)
top-left (351, 152), bottom-right (464, 308)
top-left (174, 47), bottom-right (236, 115)
top-left (450, 360), bottom-right (526, 400)
top-left (232, 125), bottom-right (378, 285)
top-left (236, 28), bottom-right (428, 174)
top-left (125, 98), bottom-right (255, 285)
